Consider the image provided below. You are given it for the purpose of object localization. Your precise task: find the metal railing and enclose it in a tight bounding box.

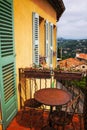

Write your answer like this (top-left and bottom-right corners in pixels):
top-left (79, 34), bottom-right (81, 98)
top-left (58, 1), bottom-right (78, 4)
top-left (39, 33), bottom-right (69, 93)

top-left (19, 68), bottom-right (55, 109)
top-left (18, 68), bottom-right (87, 129)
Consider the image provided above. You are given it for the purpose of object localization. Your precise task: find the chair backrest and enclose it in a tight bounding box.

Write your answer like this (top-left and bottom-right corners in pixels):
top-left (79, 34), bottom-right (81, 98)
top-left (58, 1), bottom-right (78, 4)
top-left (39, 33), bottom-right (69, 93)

top-left (59, 94), bottom-right (80, 125)
top-left (66, 94), bottom-right (80, 116)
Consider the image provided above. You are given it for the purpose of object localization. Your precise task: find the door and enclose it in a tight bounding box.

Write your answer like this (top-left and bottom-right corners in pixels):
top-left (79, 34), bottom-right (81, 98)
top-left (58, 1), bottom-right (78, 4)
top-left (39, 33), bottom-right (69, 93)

top-left (0, 0), bottom-right (18, 129)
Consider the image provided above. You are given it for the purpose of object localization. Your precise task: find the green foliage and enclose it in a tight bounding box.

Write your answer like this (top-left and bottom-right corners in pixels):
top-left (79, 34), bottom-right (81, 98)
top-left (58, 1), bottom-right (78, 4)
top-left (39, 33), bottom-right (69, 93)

top-left (57, 47), bottom-right (61, 58)
top-left (57, 38), bottom-right (87, 59)
top-left (71, 77), bottom-right (86, 89)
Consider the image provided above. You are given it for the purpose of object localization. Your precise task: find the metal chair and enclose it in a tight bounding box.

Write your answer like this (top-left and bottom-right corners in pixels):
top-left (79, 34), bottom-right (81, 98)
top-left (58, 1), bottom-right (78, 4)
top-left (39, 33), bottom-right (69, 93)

top-left (19, 75), bottom-right (42, 111)
top-left (49, 94), bottom-right (80, 130)
top-left (21, 91), bottom-right (43, 128)
top-left (19, 69), bottom-right (43, 128)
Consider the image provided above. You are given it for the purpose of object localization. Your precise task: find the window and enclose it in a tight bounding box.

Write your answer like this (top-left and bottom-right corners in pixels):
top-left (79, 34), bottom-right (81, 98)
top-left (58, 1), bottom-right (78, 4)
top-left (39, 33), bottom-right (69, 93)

top-left (32, 12), bottom-right (54, 67)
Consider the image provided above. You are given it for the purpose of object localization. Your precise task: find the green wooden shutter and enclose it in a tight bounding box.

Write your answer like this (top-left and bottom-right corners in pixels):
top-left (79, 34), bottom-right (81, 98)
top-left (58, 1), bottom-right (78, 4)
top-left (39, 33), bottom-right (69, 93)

top-left (49, 23), bottom-right (53, 68)
top-left (32, 12), bottom-right (39, 65)
top-left (0, 0), bottom-right (18, 129)
top-left (45, 20), bottom-right (49, 65)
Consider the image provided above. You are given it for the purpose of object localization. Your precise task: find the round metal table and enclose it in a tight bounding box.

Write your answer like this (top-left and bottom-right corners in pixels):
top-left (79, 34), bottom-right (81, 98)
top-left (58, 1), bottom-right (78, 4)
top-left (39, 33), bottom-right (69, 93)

top-left (34, 88), bottom-right (72, 113)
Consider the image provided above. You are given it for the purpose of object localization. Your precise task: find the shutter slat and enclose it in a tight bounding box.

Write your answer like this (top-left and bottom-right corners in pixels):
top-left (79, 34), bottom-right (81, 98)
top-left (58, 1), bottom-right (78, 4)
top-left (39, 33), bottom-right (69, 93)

top-left (1, 45), bottom-right (13, 49)
top-left (0, 15), bottom-right (12, 22)
top-left (1, 38), bottom-right (13, 41)
top-left (0, 31), bottom-right (12, 35)
top-left (0, 23), bottom-right (12, 28)
top-left (1, 42), bottom-right (13, 45)
top-left (1, 35), bottom-right (13, 38)
top-left (0, 27), bottom-right (13, 31)
top-left (1, 49), bottom-right (13, 52)
top-left (0, 19), bottom-right (12, 25)
top-left (1, 53), bottom-right (13, 56)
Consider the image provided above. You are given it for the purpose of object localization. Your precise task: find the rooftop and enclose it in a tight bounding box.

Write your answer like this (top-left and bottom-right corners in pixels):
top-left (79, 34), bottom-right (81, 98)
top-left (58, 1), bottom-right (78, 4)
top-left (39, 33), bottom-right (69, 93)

top-left (48, 0), bottom-right (65, 21)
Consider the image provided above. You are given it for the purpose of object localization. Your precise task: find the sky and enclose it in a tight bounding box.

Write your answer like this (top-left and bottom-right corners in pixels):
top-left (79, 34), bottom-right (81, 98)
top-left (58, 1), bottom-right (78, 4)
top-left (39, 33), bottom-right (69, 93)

top-left (57, 0), bottom-right (87, 39)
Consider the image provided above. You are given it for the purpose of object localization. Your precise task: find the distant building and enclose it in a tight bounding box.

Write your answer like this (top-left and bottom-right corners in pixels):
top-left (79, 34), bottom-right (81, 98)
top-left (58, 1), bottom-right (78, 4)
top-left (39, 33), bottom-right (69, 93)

top-left (76, 53), bottom-right (87, 62)
top-left (59, 58), bottom-right (87, 72)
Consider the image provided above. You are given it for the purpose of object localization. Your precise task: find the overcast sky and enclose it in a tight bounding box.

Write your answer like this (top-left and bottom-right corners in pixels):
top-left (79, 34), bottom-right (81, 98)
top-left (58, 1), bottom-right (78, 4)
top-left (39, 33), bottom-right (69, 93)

top-left (57, 0), bottom-right (87, 39)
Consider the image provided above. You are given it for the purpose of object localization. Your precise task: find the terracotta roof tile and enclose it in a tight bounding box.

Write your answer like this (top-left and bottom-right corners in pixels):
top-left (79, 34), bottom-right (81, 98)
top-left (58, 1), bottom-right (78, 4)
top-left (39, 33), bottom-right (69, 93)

top-left (59, 58), bottom-right (85, 69)
top-left (76, 53), bottom-right (87, 60)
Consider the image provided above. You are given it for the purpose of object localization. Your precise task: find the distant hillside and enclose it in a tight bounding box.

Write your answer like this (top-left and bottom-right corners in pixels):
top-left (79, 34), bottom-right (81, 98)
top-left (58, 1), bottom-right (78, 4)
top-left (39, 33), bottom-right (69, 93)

top-left (57, 38), bottom-right (87, 59)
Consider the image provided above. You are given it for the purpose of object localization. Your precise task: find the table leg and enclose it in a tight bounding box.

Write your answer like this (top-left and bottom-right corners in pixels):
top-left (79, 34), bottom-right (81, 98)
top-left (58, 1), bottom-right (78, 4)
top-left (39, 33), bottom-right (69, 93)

top-left (48, 106), bottom-right (53, 127)
top-left (50, 106), bottom-right (53, 114)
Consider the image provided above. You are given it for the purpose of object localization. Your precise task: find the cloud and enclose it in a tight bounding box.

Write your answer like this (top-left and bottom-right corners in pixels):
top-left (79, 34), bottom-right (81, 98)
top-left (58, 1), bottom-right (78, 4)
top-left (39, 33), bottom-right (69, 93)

top-left (57, 0), bottom-right (87, 39)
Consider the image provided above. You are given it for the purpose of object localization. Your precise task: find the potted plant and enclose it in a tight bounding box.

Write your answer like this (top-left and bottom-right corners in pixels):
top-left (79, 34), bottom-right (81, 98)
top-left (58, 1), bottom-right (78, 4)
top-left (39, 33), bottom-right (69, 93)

top-left (24, 64), bottom-right (51, 79)
top-left (53, 67), bottom-right (82, 80)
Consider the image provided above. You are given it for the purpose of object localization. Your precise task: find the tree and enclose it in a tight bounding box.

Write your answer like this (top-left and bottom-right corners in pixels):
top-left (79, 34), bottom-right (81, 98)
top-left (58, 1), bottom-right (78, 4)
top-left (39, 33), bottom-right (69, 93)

top-left (57, 47), bottom-right (62, 59)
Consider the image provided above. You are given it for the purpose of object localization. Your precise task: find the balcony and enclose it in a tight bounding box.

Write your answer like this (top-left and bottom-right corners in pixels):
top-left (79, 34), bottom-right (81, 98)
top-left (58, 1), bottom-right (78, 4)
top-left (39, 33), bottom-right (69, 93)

top-left (7, 67), bottom-right (86, 130)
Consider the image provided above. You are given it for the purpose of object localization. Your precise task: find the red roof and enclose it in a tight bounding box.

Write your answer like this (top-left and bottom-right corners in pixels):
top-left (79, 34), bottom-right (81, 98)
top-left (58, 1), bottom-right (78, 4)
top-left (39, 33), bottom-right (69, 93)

top-left (59, 58), bottom-right (85, 69)
top-left (76, 53), bottom-right (87, 60)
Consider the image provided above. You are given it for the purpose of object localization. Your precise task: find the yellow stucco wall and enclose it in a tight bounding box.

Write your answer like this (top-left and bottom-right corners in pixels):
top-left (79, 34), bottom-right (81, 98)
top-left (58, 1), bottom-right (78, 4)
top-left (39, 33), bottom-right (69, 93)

top-left (14, 0), bottom-right (57, 109)
top-left (14, 0), bottom-right (56, 67)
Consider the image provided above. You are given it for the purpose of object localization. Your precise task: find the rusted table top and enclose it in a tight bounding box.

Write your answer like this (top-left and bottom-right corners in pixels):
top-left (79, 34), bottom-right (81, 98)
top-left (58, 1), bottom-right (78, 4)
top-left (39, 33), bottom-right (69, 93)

top-left (34, 88), bottom-right (72, 106)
